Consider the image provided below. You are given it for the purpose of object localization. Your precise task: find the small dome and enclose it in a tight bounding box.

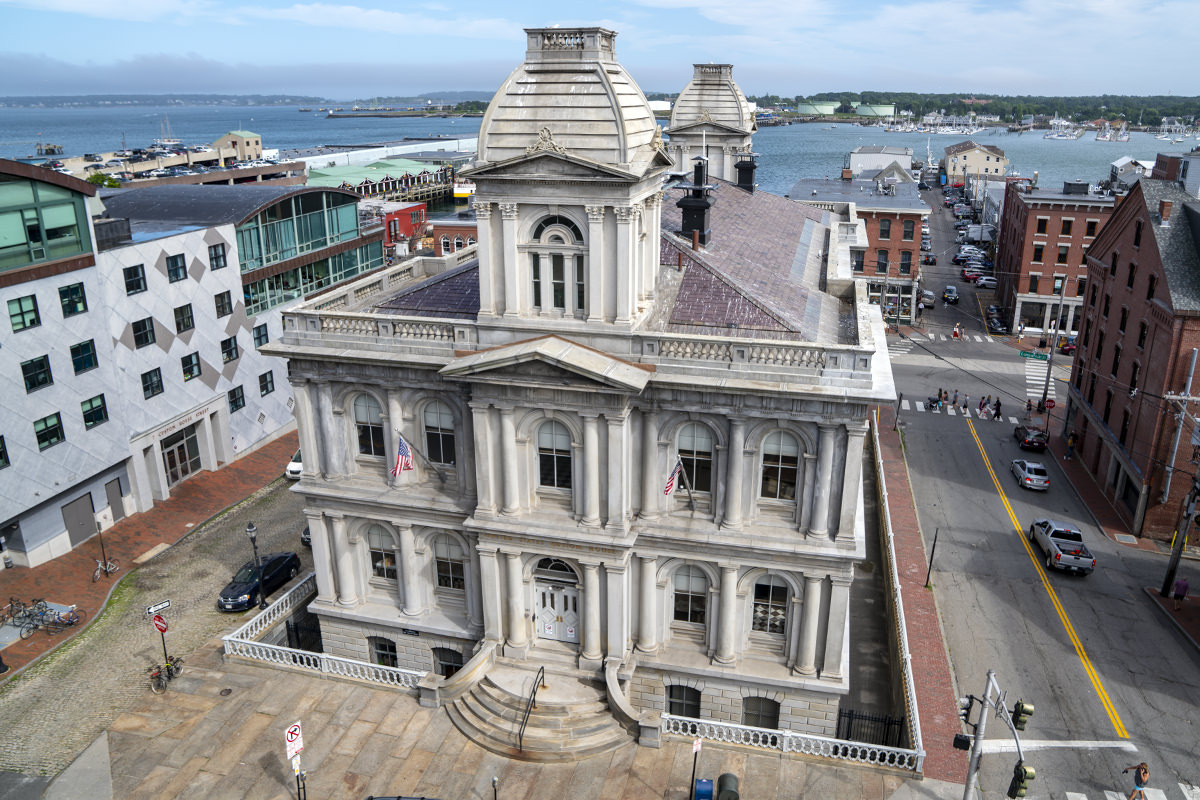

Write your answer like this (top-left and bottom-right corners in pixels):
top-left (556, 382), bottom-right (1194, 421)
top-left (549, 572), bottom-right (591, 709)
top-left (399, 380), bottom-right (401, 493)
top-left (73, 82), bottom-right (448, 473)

top-left (475, 28), bottom-right (664, 176)
top-left (668, 64), bottom-right (756, 134)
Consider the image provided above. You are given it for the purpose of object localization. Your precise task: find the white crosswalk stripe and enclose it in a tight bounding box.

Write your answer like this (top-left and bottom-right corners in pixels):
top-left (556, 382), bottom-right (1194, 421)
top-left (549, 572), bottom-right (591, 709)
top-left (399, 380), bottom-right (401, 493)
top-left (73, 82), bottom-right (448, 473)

top-left (1054, 787), bottom-right (1179, 800)
top-left (1177, 783), bottom-right (1200, 800)
top-left (900, 399), bottom-right (911, 410)
top-left (1026, 359), bottom-right (1056, 400)
top-left (1065, 792), bottom-right (1089, 800)
top-left (888, 338), bottom-right (915, 356)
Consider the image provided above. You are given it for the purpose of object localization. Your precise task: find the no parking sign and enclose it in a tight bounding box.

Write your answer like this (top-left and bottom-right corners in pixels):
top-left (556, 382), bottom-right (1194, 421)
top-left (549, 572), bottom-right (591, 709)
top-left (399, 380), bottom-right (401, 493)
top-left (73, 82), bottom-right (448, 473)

top-left (285, 721), bottom-right (304, 759)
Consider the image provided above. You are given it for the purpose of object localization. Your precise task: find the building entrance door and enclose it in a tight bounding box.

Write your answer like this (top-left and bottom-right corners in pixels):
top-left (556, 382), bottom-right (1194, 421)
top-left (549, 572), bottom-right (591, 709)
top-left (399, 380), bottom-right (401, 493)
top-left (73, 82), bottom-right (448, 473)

top-left (536, 582), bottom-right (579, 643)
top-left (161, 424), bottom-right (201, 487)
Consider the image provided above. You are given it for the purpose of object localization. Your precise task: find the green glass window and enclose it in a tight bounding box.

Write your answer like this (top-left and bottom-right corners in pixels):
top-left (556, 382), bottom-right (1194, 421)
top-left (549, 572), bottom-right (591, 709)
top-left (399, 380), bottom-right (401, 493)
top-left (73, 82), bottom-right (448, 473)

top-left (8, 294), bottom-right (40, 331)
top-left (33, 412), bottom-right (65, 450)
top-left (70, 340), bottom-right (98, 374)
top-left (58, 283), bottom-right (87, 317)
top-left (81, 394), bottom-right (108, 429)
top-left (21, 355), bottom-right (53, 392)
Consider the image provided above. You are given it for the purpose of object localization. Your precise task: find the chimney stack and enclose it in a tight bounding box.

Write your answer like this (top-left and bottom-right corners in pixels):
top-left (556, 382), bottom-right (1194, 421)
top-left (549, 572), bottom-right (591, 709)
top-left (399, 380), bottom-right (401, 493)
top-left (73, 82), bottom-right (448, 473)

top-left (734, 150), bottom-right (758, 193)
top-left (841, 168), bottom-right (853, 181)
top-left (676, 156), bottom-right (714, 246)
top-left (1160, 200), bottom-right (1173, 225)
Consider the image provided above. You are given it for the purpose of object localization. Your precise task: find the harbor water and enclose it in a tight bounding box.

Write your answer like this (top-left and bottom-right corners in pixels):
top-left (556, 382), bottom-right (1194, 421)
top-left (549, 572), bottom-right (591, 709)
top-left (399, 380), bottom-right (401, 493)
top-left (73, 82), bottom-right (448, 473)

top-left (0, 104), bottom-right (1188, 194)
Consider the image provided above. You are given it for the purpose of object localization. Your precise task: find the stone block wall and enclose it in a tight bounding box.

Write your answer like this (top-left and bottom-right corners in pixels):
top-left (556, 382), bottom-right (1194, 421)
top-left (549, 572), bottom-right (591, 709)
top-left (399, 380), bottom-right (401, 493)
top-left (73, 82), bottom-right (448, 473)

top-left (319, 616), bottom-right (473, 673)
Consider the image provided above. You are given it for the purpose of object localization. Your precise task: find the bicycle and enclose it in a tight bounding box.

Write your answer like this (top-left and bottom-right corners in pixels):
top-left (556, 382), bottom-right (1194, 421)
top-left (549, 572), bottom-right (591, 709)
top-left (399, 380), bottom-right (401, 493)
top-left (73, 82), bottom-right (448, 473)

top-left (92, 556), bottom-right (120, 583)
top-left (43, 605), bottom-right (86, 635)
top-left (147, 654), bottom-right (184, 694)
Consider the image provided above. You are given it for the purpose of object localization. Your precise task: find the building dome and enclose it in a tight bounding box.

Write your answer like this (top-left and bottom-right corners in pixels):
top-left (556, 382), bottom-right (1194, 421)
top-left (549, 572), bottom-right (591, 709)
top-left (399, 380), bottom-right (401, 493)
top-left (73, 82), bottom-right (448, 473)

top-left (475, 28), bottom-right (664, 176)
top-left (668, 64), bottom-right (756, 134)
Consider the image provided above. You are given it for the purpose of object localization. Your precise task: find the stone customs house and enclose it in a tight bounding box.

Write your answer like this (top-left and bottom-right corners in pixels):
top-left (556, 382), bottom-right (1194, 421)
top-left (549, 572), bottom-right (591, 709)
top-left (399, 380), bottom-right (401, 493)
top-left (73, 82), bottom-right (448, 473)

top-left (266, 27), bottom-right (894, 752)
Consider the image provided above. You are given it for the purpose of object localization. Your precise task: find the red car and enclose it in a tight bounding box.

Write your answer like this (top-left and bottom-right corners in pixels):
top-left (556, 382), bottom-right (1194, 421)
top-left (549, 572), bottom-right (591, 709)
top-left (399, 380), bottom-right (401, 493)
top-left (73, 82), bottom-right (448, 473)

top-left (961, 268), bottom-right (982, 282)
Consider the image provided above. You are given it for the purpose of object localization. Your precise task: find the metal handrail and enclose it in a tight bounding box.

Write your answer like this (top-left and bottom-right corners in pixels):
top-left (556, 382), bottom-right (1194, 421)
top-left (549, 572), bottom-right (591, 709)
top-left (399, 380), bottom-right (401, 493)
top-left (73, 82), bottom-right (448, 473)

top-left (517, 666), bottom-right (546, 751)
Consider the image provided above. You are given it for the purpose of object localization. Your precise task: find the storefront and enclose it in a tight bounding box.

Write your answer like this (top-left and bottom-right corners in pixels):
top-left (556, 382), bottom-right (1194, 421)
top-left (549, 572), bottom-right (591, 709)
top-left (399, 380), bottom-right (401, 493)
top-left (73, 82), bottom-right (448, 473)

top-left (127, 398), bottom-right (230, 513)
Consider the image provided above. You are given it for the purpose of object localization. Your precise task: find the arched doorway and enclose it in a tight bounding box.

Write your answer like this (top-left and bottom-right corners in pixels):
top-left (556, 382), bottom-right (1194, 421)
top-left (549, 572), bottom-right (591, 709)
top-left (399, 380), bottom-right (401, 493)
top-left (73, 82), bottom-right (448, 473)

top-left (533, 558), bottom-right (580, 644)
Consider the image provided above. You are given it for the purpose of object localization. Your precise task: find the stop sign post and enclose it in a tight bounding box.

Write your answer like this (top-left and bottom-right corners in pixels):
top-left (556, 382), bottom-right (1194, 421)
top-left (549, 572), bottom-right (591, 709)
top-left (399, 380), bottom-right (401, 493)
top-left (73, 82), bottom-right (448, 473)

top-left (151, 612), bottom-right (170, 666)
top-left (1045, 399), bottom-right (1056, 409)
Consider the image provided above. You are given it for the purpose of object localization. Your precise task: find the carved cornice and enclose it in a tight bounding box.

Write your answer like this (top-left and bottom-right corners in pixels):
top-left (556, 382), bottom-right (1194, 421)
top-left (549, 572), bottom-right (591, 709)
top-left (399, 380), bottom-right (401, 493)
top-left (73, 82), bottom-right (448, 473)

top-left (498, 203), bottom-right (520, 220)
top-left (585, 205), bottom-right (607, 223)
top-left (473, 202), bottom-right (493, 220)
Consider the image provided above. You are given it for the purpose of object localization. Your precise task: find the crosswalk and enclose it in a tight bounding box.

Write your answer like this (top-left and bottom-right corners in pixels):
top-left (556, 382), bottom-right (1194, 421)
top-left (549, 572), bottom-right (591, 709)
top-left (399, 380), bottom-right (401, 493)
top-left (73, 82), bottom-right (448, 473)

top-left (1058, 785), bottom-right (1198, 800)
top-left (915, 332), bottom-right (994, 343)
top-left (899, 397), bottom-right (1018, 423)
top-left (1025, 359), bottom-right (1057, 401)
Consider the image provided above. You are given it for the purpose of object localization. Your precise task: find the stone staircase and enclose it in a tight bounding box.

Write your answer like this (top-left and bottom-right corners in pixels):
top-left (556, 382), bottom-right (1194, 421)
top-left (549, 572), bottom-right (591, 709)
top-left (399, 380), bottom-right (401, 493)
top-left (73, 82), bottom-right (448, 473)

top-left (446, 651), bottom-right (632, 762)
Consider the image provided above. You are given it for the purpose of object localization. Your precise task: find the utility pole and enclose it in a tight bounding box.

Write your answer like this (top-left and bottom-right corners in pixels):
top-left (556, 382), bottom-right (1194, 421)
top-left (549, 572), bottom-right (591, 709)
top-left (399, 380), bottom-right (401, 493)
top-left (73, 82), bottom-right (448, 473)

top-left (1161, 479), bottom-right (1200, 598)
top-left (1039, 278), bottom-right (1068, 416)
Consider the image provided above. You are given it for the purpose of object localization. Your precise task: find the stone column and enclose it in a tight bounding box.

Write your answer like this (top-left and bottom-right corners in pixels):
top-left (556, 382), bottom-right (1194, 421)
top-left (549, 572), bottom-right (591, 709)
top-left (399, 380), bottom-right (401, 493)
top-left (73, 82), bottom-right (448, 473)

top-left (477, 547), bottom-right (504, 641)
top-left (614, 206), bottom-right (634, 324)
top-left (397, 524), bottom-right (419, 615)
top-left (714, 563), bottom-right (739, 664)
top-left (582, 561), bottom-right (602, 660)
top-left (636, 554), bottom-right (658, 653)
top-left (471, 403), bottom-right (495, 514)
top-left (586, 205), bottom-right (606, 323)
top-left (640, 409), bottom-right (659, 519)
top-left (796, 575), bottom-right (824, 676)
top-left (305, 511), bottom-right (335, 603)
top-left (786, 595), bottom-right (803, 669)
top-left (603, 561), bottom-right (628, 657)
top-left (474, 203), bottom-right (495, 316)
top-left (800, 453), bottom-right (818, 534)
top-left (809, 424), bottom-right (838, 537)
top-left (504, 552), bottom-right (526, 647)
top-left (605, 412), bottom-right (629, 528)
top-left (723, 418), bottom-right (745, 528)
top-left (500, 203), bottom-right (521, 317)
top-left (582, 413), bottom-right (601, 525)
top-left (822, 576), bottom-right (852, 679)
top-left (722, 145), bottom-right (733, 182)
top-left (642, 193), bottom-right (661, 303)
top-left (499, 407), bottom-right (520, 515)
top-left (329, 514), bottom-right (356, 606)
top-left (385, 388), bottom-right (404, 487)
top-left (314, 380), bottom-right (339, 477)
top-left (836, 427), bottom-right (867, 539)
top-left (291, 380), bottom-right (320, 478)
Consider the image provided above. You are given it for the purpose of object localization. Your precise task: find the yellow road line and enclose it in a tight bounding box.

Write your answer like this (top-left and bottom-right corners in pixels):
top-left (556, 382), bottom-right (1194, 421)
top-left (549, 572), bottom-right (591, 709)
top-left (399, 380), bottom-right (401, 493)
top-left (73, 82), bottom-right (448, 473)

top-left (965, 418), bottom-right (1129, 738)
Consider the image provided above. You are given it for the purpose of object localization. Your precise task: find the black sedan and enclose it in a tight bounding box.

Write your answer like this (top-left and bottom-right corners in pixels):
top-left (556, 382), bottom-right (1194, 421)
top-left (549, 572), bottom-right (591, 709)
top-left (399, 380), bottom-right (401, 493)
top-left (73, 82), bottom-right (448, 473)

top-left (1013, 425), bottom-right (1049, 451)
top-left (217, 551), bottom-right (301, 611)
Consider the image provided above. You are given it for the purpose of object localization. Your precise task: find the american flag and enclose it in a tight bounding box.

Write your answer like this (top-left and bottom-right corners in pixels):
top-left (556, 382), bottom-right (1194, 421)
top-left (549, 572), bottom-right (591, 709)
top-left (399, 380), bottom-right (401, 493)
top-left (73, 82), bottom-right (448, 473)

top-left (664, 458), bottom-right (683, 496)
top-left (391, 433), bottom-right (414, 476)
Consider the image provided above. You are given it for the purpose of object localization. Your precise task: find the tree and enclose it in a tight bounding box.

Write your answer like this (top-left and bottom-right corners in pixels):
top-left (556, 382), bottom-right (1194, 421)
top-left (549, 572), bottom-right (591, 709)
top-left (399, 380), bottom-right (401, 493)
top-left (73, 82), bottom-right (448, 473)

top-left (86, 173), bottom-right (122, 188)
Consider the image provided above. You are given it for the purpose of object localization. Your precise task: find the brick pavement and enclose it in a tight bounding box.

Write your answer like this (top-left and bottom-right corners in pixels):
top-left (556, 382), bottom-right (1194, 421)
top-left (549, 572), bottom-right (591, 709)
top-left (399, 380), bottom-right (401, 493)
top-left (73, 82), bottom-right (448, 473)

top-left (0, 431), bottom-right (298, 677)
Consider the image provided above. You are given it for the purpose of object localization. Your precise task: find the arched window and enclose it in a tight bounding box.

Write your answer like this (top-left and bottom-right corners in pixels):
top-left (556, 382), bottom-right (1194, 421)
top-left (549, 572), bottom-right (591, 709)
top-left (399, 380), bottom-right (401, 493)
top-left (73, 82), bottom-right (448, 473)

top-left (742, 696), bottom-right (780, 729)
top-left (423, 400), bottom-right (455, 465)
top-left (453, 236), bottom-right (464, 251)
top-left (467, 236), bottom-right (476, 246)
top-left (677, 423), bottom-right (713, 493)
top-left (538, 421), bottom-right (572, 489)
top-left (432, 647), bottom-right (463, 678)
top-left (879, 219), bottom-right (892, 240)
top-left (354, 394), bottom-right (385, 456)
top-left (902, 220), bottom-right (915, 240)
top-left (369, 636), bottom-right (397, 667)
top-left (433, 536), bottom-right (465, 590)
top-left (752, 575), bottom-right (788, 634)
top-left (673, 566), bottom-right (708, 624)
top-left (667, 685), bottom-right (701, 717)
top-left (530, 216), bottom-right (586, 315)
top-left (440, 235), bottom-right (450, 253)
top-left (367, 524), bottom-right (396, 580)
top-left (760, 431), bottom-right (799, 500)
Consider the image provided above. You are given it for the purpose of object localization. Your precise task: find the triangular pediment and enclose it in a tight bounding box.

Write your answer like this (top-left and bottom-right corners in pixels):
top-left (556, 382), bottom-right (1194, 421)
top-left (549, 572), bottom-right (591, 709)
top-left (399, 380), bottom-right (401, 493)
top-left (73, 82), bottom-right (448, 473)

top-left (665, 120), bottom-right (751, 138)
top-left (440, 335), bottom-right (652, 393)
top-left (461, 150), bottom-right (638, 182)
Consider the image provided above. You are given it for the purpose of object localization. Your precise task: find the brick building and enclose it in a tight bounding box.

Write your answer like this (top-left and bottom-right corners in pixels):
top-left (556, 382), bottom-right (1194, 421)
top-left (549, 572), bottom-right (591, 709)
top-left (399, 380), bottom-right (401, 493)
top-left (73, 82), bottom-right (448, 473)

top-left (994, 180), bottom-right (1115, 335)
top-left (1064, 153), bottom-right (1200, 538)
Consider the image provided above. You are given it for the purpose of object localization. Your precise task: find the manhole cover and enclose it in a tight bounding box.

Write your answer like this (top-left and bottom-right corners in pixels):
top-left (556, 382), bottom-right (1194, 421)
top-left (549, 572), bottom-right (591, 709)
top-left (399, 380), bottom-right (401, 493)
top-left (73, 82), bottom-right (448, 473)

top-left (1114, 534), bottom-right (1138, 545)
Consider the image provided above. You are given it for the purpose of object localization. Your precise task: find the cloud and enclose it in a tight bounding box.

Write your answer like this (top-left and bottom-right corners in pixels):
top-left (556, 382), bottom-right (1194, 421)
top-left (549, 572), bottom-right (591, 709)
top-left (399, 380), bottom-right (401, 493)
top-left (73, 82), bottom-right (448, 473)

top-left (237, 3), bottom-right (523, 39)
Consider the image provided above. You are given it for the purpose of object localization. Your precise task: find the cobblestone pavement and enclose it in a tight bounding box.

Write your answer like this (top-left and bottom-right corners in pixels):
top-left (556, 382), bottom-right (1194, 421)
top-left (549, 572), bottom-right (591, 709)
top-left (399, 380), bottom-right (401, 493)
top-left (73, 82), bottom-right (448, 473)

top-left (0, 480), bottom-right (308, 776)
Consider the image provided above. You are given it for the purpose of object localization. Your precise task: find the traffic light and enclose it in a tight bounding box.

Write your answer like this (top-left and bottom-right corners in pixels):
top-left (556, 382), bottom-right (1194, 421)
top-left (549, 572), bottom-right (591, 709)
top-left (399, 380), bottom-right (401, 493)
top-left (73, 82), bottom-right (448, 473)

top-left (958, 696), bottom-right (973, 722)
top-left (1011, 700), bottom-right (1034, 731)
top-left (1006, 761), bottom-right (1036, 798)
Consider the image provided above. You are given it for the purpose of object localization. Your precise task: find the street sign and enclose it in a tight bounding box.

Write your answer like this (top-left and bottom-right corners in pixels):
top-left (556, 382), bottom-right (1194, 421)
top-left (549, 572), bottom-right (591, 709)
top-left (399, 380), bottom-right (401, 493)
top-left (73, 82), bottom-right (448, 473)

top-left (693, 737), bottom-right (702, 754)
top-left (1020, 350), bottom-right (1048, 361)
top-left (146, 600), bottom-right (171, 615)
top-left (152, 614), bottom-right (168, 633)
top-left (1045, 399), bottom-right (1056, 409)
top-left (286, 721), bottom-right (304, 759)
top-left (292, 755), bottom-right (302, 775)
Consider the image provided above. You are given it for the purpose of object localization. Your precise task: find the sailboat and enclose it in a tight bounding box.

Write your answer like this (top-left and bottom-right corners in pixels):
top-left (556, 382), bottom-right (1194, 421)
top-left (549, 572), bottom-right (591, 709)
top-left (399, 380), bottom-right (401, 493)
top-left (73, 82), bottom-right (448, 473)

top-left (153, 115), bottom-right (182, 148)
top-left (1095, 122), bottom-right (1113, 141)
top-left (1116, 123), bottom-right (1130, 142)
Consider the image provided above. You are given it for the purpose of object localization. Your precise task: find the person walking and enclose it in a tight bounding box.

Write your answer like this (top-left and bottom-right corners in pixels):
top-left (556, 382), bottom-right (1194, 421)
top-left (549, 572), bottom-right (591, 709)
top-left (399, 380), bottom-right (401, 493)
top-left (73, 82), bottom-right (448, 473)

top-left (1025, 399), bottom-right (1034, 420)
top-left (1123, 763), bottom-right (1150, 800)
top-left (938, 388), bottom-right (946, 410)
top-left (952, 389), bottom-right (959, 406)
top-left (1065, 430), bottom-right (1078, 460)
top-left (993, 398), bottom-right (1002, 421)
top-left (981, 395), bottom-right (991, 416)
top-left (962, 394), bottom-right (970, 412)
top-left (1174, 576), bottom-right (1190, 611)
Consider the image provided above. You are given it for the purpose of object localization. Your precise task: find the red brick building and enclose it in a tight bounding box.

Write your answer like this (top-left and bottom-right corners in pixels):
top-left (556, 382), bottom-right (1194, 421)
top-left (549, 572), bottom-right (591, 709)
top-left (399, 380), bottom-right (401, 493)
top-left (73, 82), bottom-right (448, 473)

top-left (431, 218), bottom-right (478, 256)
top-left (994, 179), bottom-right (1114, 336)
top-left (1065, 158), bottom-right (1200, 538)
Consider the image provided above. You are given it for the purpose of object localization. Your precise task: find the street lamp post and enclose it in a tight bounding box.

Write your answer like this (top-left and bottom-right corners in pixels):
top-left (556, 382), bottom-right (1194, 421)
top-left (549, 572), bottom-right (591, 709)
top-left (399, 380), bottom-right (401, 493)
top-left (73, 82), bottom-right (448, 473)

top-left (492, 776), bottom-right (498, 800)
top-left (245, 522), bottom-right (268, 609)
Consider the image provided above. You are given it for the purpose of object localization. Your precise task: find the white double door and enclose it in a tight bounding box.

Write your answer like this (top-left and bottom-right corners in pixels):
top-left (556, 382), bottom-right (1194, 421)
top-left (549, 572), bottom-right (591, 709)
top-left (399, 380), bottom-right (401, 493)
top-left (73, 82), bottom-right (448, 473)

top-left (536, 581), bottom-right (580, 643)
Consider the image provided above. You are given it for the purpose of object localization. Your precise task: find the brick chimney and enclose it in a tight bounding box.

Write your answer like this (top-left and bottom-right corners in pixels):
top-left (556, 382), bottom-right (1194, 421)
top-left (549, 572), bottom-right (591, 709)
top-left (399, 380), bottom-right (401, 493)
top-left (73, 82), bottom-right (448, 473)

top-left (1159, 200), bottom-right (1173, 225)
top-left (841, 168), bottom-right (853, 181)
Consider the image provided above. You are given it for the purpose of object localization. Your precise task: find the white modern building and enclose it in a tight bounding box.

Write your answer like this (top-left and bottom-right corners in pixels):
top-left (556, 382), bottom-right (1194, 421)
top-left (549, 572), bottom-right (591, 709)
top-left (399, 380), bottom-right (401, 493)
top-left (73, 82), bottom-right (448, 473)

top-left (265, 27), bottom-right (895, 756)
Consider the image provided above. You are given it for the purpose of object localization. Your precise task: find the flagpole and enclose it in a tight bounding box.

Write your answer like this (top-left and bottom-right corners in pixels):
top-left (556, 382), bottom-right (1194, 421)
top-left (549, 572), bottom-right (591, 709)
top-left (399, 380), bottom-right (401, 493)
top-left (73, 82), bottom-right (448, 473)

top-left (394, 430), bottom-right (447, 484)
top-left (678, 456), bottom-right (696, 512)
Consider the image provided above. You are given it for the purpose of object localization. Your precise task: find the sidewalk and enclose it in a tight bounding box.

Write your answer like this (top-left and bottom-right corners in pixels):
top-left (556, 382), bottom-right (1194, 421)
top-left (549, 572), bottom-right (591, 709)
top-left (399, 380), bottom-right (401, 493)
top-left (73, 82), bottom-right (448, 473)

top-left (0, 431), bottom-right (298, 678)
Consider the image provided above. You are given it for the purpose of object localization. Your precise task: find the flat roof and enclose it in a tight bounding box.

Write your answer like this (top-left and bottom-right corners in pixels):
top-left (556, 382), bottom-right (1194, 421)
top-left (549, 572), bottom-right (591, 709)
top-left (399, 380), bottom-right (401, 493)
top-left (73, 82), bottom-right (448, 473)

top-left (787, 177), bottom-right (930, 213)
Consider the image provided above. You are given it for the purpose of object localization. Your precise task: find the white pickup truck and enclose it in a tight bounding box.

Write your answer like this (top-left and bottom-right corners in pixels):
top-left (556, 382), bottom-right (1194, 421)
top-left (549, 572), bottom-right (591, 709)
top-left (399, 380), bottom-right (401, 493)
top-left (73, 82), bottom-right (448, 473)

top-left (1028, 519), bottom-right (1095, 575)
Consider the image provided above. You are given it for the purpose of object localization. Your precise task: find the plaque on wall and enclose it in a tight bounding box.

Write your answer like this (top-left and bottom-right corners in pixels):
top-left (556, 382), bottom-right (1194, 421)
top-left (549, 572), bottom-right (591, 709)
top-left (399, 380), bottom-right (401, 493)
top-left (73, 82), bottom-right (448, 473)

top-left (401, 628), bottom-right (420, 636)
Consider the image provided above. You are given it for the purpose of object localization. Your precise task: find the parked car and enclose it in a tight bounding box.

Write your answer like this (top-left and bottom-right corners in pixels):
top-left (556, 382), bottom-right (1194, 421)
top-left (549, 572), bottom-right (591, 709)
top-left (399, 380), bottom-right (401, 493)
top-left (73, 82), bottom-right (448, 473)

top-left (976, 276), bottom-right (998, 289)
top-left (922, 254), bottom-right (937, 265)
top-left (1014, 425), bottom-right (1049, 451)
top-left (1011, 460), bottom-right (1050, 491)
top-left (1060, 337), bottom-right (1077, 355)
top-left (943, 286), bottom-right (959, 304)
top-left (285, 449), bottom-right (302, 480)
top-left (300, 526), bottom-right (311, 548)
top-left (921, 241), bottom-right (933, 251)
top-left (1028, 519), bottom-right (1095, 575)
top-left (919, 289), bottom-right (937, 304)
top-left (961, 268), bottom-right (982, 281)
top-left (918, 182), bottom-right (930, 190)
top-left (987, 316), bottom-right (1009, 333)
top-left (216, 552), bottom-right (302, 611)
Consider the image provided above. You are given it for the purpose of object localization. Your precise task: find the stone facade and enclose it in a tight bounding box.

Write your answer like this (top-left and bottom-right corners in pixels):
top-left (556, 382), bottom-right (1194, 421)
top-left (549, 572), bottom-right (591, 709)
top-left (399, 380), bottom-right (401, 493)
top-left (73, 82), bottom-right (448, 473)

top-left (665, 64), bottom-right (756, 182)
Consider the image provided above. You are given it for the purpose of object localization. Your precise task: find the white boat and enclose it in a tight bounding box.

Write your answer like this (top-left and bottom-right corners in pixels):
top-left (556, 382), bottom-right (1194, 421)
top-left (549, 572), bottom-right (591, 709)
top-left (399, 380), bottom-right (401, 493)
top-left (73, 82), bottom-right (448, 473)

top-left (1116, 123), bottom-right (1130, 142)
top-left (1044, 114), bottom-right (1083, 140)
top-left (152, 115), bottom-right (182, 148)
top-left (1095, 123), bottom-right (1113, 141)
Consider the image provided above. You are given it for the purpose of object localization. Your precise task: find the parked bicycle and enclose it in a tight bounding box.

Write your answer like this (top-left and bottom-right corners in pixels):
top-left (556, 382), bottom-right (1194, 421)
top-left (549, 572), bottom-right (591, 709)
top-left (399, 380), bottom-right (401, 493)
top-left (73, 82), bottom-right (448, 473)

top-left (44, 605), bottom-right (86, 635)
top-left (147, 655), bottom-right (184, 694)
top-left (2, 597), bottom-right (28, 627)
top-left (92, 556), bottom-right (120, 583)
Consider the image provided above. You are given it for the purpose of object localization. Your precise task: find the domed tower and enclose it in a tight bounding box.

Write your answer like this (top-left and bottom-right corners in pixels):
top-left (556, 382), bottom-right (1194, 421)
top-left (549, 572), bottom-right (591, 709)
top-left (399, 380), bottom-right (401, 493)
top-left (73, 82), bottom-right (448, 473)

top-left (665, 64), bottom-right (756, 182)
top-left (461, 27), bottom-right (673, 331)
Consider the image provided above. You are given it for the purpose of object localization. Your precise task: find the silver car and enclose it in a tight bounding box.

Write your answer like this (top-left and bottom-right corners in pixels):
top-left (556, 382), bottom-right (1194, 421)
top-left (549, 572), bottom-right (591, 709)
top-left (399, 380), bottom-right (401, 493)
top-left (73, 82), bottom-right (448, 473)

top-left (1011, 459), bottom-right (1049, 491)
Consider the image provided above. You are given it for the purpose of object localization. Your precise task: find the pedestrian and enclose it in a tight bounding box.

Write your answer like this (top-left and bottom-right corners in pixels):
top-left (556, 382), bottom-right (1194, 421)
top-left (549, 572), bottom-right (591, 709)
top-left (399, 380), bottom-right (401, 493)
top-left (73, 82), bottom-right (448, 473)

top-left (979, 395), bottom-right (987, 413)
top-left (917, 301), bottom-right (924, 318)
top-left (1025, 399), bottom-right (1034, 419)
top-left (952, 389), bottom-right (959, 406)
top-left (962, 394), bottom-right (970, 412)
top-left (938, 388), bottom-right (946, 410)
top-left (1173, 576), bottom-right (1190, 611)
top-left (1065, 430), bottom-right (1077, 460)
top-left (993, 398), bottom-right (1002, 421)
top-left (1123, 763), bottom-right (1150, 800)
top-left (0, 650), bottom-right (8, 676)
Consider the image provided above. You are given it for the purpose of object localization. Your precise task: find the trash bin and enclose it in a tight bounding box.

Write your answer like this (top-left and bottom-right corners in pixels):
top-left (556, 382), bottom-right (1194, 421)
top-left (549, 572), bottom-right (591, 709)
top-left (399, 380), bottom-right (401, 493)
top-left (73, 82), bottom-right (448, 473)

top-left (695, 778), bottom-right (714, 800)
top-left (717, 773), bottom-right (740, 800)
top-left (1038, 338), bottom-right (1047, 348)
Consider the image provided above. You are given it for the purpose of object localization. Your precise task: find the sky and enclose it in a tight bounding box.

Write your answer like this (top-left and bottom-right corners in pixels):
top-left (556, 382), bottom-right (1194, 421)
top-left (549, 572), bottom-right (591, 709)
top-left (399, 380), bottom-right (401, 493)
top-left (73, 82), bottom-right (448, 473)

top-left (0, 0), bottom-right (1193, 99)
